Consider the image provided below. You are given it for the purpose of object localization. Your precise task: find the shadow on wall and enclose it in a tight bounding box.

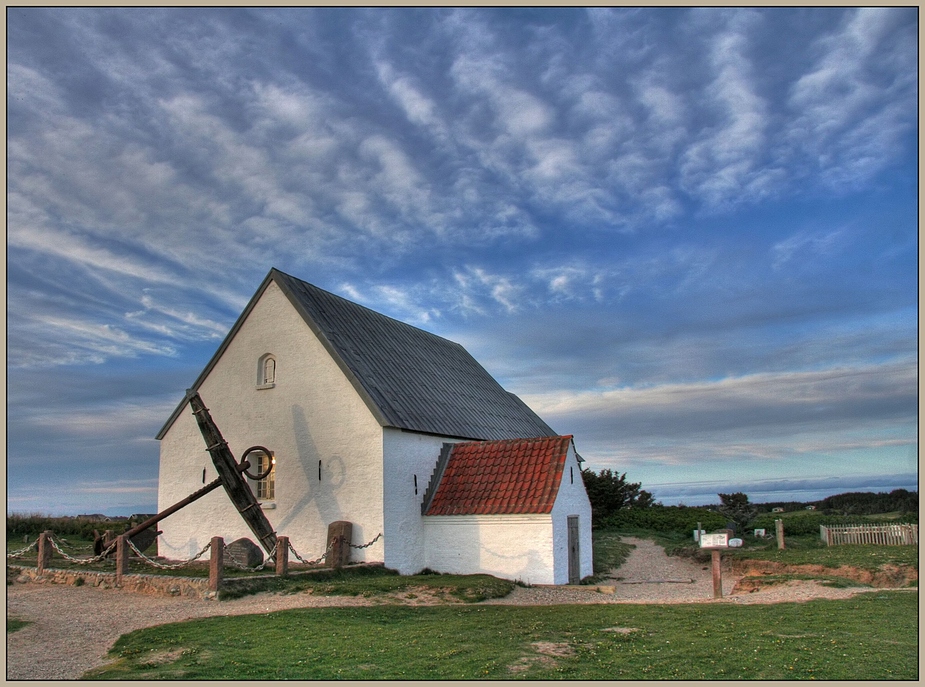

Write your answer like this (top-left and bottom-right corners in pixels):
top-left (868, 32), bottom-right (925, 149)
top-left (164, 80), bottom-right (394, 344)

top-left (478, 538), bottom-right (548, 585)
top-left (274, 405), bottom-right (346, 540)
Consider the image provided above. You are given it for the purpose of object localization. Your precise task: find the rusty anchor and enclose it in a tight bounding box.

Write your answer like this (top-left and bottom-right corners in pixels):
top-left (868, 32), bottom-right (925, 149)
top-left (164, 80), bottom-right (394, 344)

top-left (121, 390), bottom-right (278, 558)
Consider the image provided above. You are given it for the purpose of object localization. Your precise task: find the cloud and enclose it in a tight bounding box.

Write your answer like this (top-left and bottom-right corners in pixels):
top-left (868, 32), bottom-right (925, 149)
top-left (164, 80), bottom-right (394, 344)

top-left (783, 7), bottom-right (917, 188)
top-left (679, 10), bottom-right (775, 207)
top-left (648, 472), bottom-right (918, 506)
top-left (523, 359), bottom-right (918, 463)
top-left (771, 228), bottom-right (847, 270)
top-left (5, 8), bottom-right (916, 516)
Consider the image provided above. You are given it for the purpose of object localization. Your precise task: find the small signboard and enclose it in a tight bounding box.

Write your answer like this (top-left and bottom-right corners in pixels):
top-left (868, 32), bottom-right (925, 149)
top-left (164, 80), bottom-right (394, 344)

top-left (728, 538), bottom-right (743, 548)
top-left (753, 528), bottom-right (766, 537)
top-left (699, 533), bottom-right (728, 548)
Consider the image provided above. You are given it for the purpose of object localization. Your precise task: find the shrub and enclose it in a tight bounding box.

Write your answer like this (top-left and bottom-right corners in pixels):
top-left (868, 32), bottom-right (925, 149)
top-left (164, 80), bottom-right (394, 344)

top-left (750, 512), bottom-right (918, 536)
top-left (599, 505), bottom-right (726, 533)
top-left (581, 469), bottom-right (654, 522)
top-left (6, 513), bottom-right (127, 540)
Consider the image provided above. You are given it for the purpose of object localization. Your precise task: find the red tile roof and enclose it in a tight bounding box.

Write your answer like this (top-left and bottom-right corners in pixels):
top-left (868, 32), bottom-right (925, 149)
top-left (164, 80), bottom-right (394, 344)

top-left (423, 436), bottom-right (573, 516)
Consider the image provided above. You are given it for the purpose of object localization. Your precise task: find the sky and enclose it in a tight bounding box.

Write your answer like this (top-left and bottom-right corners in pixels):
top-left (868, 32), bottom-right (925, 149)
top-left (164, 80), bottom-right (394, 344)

top-left (6, 7), bottom-right (918, 516)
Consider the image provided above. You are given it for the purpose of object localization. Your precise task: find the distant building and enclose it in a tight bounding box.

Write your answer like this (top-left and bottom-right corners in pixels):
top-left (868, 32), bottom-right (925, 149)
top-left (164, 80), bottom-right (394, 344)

top-left (805, 505), bottom-right (816, 510)
top-left (771, 507), bottom-right (785, 513)
top-left (76, 514), bottom-right (112, 522)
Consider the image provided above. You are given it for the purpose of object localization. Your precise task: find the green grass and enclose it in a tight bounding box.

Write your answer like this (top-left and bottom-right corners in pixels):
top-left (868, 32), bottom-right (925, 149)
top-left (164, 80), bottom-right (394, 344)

top-left (738, 574), bottom-right (870, 589)
top-left (7, 617), bottom-right (31, 634)
top-left (83, 590), bottom-right (918, 680)
top-left (723, 538), bottom-right (919, 571)
top-left (602, 526), bottom-right (918, 573)
top-left (585, 530), bottom-right (635, 583)
top-left (220, 565), bottom-right (515, 602)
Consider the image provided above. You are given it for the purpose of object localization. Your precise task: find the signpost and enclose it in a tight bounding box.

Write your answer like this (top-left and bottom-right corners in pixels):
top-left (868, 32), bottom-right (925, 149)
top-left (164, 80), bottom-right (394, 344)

top-left (699, 533), bottom-right (728, 598)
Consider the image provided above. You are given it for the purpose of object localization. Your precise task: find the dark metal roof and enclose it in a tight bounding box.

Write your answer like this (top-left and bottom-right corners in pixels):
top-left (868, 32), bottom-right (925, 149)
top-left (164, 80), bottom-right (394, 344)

top-left (157, 268), bottom-right (556, 442)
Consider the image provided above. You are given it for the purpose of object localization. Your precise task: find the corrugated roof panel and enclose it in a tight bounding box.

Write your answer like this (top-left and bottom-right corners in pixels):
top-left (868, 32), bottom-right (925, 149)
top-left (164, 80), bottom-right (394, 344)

top-left (273, 269), bottom-right (556, 441)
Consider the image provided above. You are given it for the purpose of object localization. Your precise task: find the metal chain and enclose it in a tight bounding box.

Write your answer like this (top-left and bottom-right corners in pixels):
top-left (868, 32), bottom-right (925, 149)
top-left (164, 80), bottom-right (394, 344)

top-left (224, 547), bottom-right (270, 572)
top-left (126, 538), bottom-right (213, 570)
top-left (6, 538), bottom-right (39, 559)
top-left (287, 539), bottom-right (333, 566)
top-left (285, 531), bottom-right (382, 566)
top-left (55, 537), bottom-right (94, 551)
top-left (49, 535), bottom-right (117, 564)
top-left (349, 532), bottom-right (382, 549)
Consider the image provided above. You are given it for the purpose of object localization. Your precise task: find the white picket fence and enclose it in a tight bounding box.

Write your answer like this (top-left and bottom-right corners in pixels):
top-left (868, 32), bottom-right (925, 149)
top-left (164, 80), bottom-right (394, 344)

top-left (819, 523), bottom-right (918, 546)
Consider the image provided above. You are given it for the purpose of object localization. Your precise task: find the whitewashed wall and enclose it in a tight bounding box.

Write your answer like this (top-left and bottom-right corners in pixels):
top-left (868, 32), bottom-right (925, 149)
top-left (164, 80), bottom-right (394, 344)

top-left (382, 429), bottom-right (463, 574)
top-left (549, 444), bottom-right (594, 583)
top-left (420, 442), bottom-right (594, 585)
top-left (157, 280), bottom-right (385, 563)
top-left (422, 514), bottom-right (556, 585)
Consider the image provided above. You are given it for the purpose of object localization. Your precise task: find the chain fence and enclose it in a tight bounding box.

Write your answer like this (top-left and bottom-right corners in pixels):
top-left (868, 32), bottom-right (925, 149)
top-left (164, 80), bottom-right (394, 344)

top-left (224, 546), bottom-right (271, 572)
top-left (6, 538), bottom-right (38, 559)
top-left (54, 537), bottom-right (95, 552)
top-left (286, 531), bottom-right (382, 565)
top-left (287, 539), bottom-right (334, 566)
top-left (49, 535), bottom-right (117, 564)
top-left (349, 532), bottom-right (382, 550)
top-left (126, 538), bottom-right (213, 570)
top-left (9, 531), bottom-right (384, 575)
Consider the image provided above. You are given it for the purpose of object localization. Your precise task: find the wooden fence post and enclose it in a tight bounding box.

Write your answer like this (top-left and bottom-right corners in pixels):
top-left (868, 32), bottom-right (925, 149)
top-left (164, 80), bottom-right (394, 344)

top-left (711, 549), bottom-right (722, 598)
top-left (37, 530), bottom-right (53, 574)
top-left (327, 521), bottom-right (352, 569)
top-left (276, 536), bottom-right (289, 577)
top-left (775, 519), bottom-right (785, 550)
top-left (115, 535), bottom-right (130, 585)
top-left (209, 537), bottom-right (224, 593)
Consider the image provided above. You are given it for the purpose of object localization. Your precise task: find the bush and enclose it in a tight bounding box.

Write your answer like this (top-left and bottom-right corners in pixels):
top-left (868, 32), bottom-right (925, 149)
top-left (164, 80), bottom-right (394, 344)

top-left (6, 513), bottom-right (127, 540)
top-left (599, 505), bottom-right (726, 533)
top-left (750, 512), bottom-right (918, 536)
top-left (581, 469), bottom-right (654, 522)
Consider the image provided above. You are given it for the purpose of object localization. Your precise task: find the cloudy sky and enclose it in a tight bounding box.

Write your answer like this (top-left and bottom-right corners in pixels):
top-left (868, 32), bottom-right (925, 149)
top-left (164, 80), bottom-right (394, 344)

top-left (7, 7), bottom-right (918, 515)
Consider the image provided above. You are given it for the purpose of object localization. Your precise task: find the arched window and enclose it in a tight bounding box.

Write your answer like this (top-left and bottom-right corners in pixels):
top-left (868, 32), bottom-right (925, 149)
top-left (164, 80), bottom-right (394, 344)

top-left (257, 354), bottom-right (276, 388)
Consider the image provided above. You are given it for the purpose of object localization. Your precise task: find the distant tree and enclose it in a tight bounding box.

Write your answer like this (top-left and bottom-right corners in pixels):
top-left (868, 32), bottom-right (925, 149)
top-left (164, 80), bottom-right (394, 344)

top-left (717, 492), bottom-right (758, 535)
top-left (819, 489), bottom-right (918, 516)
top-left (581, 469), bottom-right (655, 522)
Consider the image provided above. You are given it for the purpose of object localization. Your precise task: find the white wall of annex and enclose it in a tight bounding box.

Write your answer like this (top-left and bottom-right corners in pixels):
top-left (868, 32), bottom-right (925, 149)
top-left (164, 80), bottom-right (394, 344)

top-left (421, 514), bottom-right (556, 585)
top-left (381, 429), bottom-right (464, 574)
top-left (157, 280), bottom-right (385, 563)
top-left (549, 444), bottom-right (594, 583)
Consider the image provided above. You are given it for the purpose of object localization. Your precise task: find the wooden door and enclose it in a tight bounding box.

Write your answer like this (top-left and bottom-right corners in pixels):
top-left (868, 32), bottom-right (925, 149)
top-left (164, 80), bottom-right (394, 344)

top-left (567, 515), bottom-right (580, 584)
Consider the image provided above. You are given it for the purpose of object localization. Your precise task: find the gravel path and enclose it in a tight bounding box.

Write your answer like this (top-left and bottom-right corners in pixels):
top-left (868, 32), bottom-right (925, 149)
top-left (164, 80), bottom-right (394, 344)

top-left (6, 536), bottom-right (877, 680)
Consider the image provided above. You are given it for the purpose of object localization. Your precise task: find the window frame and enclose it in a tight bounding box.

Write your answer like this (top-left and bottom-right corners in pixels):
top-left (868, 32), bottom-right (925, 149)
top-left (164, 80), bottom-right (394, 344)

top-left (257, 353), bottom-right (277, 389)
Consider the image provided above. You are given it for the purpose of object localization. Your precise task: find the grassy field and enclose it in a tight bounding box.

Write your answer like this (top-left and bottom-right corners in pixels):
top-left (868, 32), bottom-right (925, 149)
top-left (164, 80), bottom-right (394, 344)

top-left (585, 529), bottom-right (635, 583)
top-left (84, 590), bottom-right (917, 680)
top-left (219, 565), bottom-right (515, 601)
top-left (725, 539), bottom-right (919, 571)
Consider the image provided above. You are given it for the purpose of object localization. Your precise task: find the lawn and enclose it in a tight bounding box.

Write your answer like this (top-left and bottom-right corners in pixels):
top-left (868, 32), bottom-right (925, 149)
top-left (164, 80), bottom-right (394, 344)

top-left (724, 540), bottom-right (919, 571)
top-left (85, 590), bottom-right (917, 680)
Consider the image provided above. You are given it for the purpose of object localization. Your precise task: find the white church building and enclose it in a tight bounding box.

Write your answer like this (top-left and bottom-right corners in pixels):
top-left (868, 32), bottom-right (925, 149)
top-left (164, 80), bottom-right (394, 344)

top-left (155, 268), bottom-right (593, 585)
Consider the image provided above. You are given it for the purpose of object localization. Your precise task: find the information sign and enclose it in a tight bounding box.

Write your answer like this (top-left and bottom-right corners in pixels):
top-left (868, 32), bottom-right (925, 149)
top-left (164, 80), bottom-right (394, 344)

top-left (699, 533), bottom-right (728, 548)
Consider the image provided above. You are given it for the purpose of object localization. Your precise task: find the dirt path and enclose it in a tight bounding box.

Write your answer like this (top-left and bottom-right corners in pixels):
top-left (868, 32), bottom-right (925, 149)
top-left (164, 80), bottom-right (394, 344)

top-left (6, 537), bottom-right (881, 680)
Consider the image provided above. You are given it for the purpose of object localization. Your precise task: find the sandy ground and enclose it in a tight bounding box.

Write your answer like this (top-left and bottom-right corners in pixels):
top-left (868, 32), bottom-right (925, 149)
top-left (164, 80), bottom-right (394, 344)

top-left (6, 536), bottom-right (884, 680)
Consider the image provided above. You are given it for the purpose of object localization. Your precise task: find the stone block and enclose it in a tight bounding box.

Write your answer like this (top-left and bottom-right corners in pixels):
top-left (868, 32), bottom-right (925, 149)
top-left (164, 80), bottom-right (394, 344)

top-left (227, 538), bottom-right (264, 568)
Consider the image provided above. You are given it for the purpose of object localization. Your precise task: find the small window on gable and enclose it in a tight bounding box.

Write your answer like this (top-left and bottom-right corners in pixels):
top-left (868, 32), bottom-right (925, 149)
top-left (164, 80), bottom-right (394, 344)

top-left (257, 354), bottom-right (276, 389)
